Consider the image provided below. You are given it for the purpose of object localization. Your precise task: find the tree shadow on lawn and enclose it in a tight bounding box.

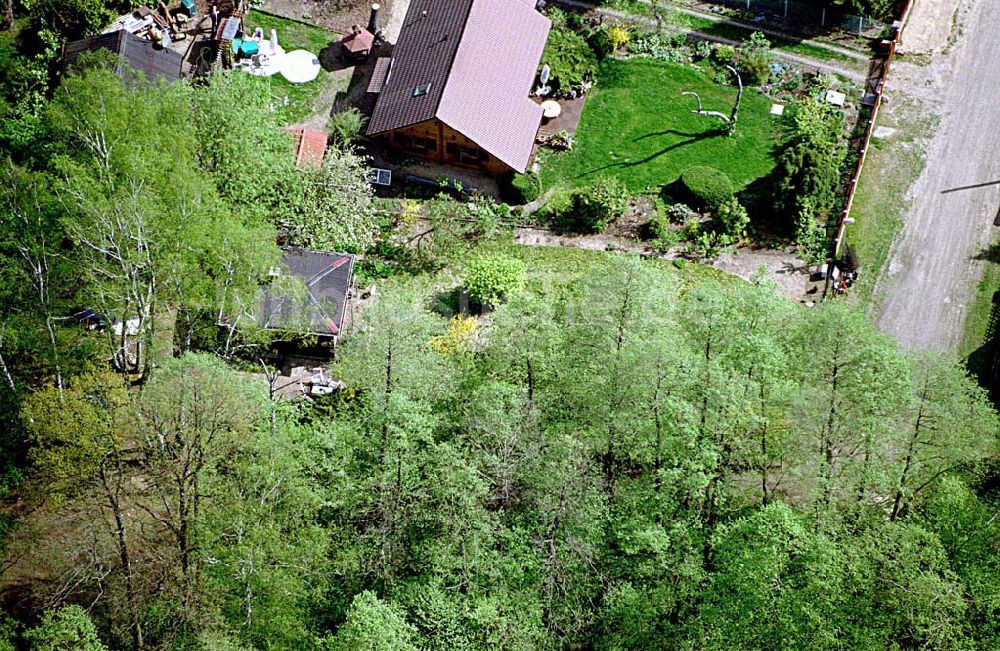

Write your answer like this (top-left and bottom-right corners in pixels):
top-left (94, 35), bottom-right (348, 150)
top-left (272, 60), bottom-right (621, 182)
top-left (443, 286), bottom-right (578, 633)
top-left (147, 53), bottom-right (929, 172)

top-left (574, 127), bottom-right (726, 181)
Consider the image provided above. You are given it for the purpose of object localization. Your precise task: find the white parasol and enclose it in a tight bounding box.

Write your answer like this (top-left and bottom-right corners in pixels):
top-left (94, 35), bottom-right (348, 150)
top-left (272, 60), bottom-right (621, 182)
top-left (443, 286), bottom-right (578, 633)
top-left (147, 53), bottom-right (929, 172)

top-left (279, 50), bottom-right (321, 83)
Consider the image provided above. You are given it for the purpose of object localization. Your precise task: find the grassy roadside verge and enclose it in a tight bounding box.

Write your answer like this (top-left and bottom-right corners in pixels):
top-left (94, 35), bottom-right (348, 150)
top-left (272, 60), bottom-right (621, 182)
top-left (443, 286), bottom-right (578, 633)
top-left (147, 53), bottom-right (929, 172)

top-left (843, 92), bottom-right (936, 306)
top-left (960, 247), bottom-right (1000, 361)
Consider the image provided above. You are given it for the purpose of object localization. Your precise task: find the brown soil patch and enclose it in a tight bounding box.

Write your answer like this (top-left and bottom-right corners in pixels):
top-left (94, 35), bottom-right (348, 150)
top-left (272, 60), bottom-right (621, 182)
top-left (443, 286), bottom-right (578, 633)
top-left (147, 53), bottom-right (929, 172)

top-left (255, 0), bottom-right (393, 32)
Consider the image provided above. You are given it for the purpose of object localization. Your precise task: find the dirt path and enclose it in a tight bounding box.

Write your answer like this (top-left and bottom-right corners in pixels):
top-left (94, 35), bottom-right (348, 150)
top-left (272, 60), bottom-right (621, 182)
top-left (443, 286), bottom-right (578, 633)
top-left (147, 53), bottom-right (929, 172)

top-left (514, 228), bottom-right (812, 299)
top-left (555, 0), bottom-right (868, 82)
top-left (873, 0), bottom-right (1000, 351)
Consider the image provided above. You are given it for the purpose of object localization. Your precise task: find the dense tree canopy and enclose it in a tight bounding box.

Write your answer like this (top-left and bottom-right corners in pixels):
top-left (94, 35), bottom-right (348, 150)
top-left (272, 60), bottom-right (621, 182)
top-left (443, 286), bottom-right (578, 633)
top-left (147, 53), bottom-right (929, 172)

top-left (9, 250), bottom-right (995, 650)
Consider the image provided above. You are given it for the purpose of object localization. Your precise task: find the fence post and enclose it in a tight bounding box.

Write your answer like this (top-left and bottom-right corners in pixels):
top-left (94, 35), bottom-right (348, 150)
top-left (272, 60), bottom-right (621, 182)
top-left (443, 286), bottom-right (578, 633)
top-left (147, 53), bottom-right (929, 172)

top-left (784, 0), bottom-right (788, 18)
top-left (858, 16), bottom-right (863, 34)
top-left (746, 0), bottom-right (750, 10)
top-left (821, 7), bottom-right (826, 26)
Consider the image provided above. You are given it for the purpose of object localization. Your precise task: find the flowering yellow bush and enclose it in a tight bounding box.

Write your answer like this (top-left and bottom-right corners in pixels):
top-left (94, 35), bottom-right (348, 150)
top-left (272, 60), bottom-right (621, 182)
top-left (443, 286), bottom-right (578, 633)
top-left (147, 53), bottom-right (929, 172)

top-left (430, 315), bottom-right (479, 356)
top-left (398, 199), bottom-right (423, 226)
top-left (607, 24), bottom-right (631, 57)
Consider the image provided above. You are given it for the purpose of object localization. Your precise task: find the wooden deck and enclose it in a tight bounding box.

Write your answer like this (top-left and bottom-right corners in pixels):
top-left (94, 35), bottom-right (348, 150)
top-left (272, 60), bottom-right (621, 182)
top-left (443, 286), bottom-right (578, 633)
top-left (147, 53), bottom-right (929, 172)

top-left (535, 94), bottom-right (588, 140)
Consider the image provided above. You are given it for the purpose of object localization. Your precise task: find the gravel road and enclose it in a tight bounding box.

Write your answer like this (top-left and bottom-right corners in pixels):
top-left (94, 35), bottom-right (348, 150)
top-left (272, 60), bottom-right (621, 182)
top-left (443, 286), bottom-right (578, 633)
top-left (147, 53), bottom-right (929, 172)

top-left (873, 0), bottom-right (1000, 351)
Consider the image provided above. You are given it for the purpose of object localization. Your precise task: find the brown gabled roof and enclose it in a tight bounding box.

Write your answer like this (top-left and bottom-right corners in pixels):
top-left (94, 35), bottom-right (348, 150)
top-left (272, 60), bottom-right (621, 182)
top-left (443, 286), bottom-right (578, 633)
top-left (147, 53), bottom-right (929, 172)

top-left (366, 0), bottom-right (551, 173)
top-left (63, 30), bottom-right (185, 83)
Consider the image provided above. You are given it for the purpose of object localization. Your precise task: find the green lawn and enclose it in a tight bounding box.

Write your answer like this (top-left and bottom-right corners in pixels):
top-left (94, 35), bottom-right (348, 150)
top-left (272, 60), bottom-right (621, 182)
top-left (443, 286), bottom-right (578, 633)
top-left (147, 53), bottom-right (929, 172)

top-left (242, 11), bottom-right (340, 123)
top-left (540, 58), bottom-right (784, 193)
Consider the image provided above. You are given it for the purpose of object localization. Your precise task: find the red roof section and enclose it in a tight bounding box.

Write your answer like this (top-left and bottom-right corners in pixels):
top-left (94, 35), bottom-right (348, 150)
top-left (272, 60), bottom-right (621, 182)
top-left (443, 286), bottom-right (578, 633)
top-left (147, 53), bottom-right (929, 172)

top-left (285, 128), bottom-right (328, 168)
top-left (340, 27), bottom-right (374, 53)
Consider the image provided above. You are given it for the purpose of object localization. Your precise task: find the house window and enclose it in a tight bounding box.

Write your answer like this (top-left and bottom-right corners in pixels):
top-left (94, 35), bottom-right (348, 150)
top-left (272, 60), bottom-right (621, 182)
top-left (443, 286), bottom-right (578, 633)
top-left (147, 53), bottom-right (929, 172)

top-left (413, 82), bottom-right (431, 97)
top-left (394, 133), bottom-right (436, 152)
top-left (447, 142), bottom-right (486, 166)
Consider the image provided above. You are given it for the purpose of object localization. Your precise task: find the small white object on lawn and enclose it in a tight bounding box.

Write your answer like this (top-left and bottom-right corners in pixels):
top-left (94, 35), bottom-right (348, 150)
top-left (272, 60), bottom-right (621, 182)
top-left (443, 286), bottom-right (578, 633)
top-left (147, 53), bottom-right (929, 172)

top-left (280, 50), bottom-right (322, 83)
top-left (770, 103), bottom-right (785, 116)
top-left (824, 89), bottom-right (847, 107)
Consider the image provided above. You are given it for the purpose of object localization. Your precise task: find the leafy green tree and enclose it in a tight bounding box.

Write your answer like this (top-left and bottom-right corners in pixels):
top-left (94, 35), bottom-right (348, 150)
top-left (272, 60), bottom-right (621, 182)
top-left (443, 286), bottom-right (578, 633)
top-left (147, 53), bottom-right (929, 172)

top-left (891, 355), bottom-right (998, 520)
top-left (919, 476), bottom-right (1000, 647)
top-left (283, 147), bottom-right (379, 253)
top-left (133, 355), bottom-right (264, 619)
top-left (202, 410), bottom-right (329, 648)
top-left (22, 0), bottom-right (114, 39)
top-left (191, 72), bottom-right (297, 214)
top-left (773, 96), bottom-right (845, 246)
top-left (841, 520), bottom-right (969, 649)
top-left (786, 301), bottom-right (910, 521)
top-left (327, 591), bottom-right (419, 651)
top-left (24, 605), bottom-right (108, 651)
top-left (464, 253), bottom-right (526, 304)
top-left (697, 503), bottom-right (843, 650)
top-left (49, 68), bottom-right (278, 370)
top-left (24, 370), bottom-right (144, 650)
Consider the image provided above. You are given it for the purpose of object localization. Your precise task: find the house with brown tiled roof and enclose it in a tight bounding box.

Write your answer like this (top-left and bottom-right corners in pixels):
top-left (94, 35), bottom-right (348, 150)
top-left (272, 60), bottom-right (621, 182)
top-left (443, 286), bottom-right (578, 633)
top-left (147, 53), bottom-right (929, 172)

top-left (366, 0), bottom-right (551, 175)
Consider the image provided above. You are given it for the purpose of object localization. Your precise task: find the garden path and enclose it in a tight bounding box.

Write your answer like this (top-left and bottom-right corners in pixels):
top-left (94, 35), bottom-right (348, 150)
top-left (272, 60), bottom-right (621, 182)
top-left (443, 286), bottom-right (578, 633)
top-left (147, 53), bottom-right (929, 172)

top-left (632, 0), bottom-right (870, 62)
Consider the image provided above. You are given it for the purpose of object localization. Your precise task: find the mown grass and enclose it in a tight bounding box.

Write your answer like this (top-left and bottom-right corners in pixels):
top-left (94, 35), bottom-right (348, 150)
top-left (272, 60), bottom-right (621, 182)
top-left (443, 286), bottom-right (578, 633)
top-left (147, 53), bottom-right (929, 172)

top-left (539, 58), bottom-right (784, 193)
top-left (241, 11), bottom-right (340, 123)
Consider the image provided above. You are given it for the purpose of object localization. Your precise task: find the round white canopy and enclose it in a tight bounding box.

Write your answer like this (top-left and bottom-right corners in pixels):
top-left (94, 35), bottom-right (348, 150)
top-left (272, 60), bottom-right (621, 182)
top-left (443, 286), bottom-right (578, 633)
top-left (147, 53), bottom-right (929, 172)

top-left (280, 50), bottom-right (321, 84)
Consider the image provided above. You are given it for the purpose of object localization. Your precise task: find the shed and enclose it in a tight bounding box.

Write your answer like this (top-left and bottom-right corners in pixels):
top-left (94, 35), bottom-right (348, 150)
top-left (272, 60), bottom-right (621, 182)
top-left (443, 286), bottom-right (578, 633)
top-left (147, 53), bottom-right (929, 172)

top-left (63, 30), bottom-right (185, 82)
top-left (285, 128), bottom-right (329, 168)
top-left (340, 25), bottom-right (375, 61)
top-left (258, 249), bottom-right (355, 338)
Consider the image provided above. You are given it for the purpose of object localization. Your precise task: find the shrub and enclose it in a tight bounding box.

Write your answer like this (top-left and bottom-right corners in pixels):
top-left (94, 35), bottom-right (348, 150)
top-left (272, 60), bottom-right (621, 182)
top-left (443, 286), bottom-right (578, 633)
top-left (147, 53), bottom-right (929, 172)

top-left (737, 32), bottom-right (773, 85)
top-left (629, 32), bottom-right (691, 64)
top-left (464, 254), bottom-right (527, 303)
top-left (693, 40), bottom-right (713, 61)
top-left (430, 315), bottom-right (479, 356)
top-left (605, 24), bottom-right (632, 57)
top-left (649, 202), bottom-right (695, 245)
top-left (716, 196), bottom-right (750, 238)
top-left (512, 172), bottom-right (542, 204)
top-left (327, 107), bottom-right (367, 149)
top-left (570, 176), bottom-right (631, 233)
top-left (539, 182), bottom-right (574, 223)
top-left (540, 27), bottom-right (599, 92)
top-left (713, 44), bottom-right (736, 65)
top-left (679, 166), bottom-right (734, 212)
top-left (689, 231), bottom-right (735, 261)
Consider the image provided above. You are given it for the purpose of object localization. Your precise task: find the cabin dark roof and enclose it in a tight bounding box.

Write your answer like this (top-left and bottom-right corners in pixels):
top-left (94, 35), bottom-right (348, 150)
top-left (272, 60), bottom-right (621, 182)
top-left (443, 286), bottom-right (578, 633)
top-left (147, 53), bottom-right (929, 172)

top-left (258, 249), bottom-right (354, 337)
top-left (63, 30), bottom-right (185, 82)
top-left (366, 0), bottom-right (550, 172)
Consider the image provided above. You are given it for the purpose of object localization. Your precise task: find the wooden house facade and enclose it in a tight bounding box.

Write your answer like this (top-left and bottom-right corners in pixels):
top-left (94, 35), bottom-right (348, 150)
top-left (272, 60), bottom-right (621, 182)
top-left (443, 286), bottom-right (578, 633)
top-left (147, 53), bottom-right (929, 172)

top-left (366, 0), bottom-right (551, 175)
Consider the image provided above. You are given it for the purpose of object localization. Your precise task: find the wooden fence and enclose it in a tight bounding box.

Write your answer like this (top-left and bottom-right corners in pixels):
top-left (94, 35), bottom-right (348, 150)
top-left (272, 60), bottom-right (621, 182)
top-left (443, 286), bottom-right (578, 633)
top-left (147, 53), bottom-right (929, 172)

top-left (831, 0), bottom-right (915, 261)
